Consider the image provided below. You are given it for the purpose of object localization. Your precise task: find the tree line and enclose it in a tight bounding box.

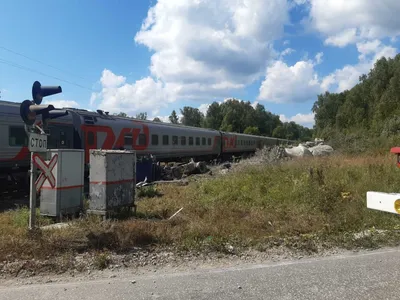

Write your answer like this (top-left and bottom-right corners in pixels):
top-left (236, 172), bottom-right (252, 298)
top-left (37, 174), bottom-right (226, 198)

top-left (312, 53), bottom-right (400, 141)
top-left (116, 98), bottom-right (313, 141)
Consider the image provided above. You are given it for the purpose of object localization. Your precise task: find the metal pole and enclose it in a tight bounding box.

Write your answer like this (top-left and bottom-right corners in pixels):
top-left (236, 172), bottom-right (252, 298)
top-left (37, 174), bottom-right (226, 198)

top-left (29, 151), bottom-right (37, 230)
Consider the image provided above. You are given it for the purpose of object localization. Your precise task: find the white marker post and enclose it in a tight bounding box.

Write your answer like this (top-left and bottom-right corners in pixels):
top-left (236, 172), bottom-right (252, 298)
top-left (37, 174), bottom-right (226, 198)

top-left (28, 132), bottom-right (48, 230)
top-left (29, 152), bottom-right (37, 230)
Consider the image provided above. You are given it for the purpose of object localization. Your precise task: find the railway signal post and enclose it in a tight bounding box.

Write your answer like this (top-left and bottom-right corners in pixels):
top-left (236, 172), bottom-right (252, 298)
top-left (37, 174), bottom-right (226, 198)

top-left (20, 81), bottom-right (67, 230)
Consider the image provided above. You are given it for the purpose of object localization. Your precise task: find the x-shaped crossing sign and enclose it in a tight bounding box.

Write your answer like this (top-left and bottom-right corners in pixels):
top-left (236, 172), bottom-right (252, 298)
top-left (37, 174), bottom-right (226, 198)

top-left (33, 153), bottom-right (58, 192)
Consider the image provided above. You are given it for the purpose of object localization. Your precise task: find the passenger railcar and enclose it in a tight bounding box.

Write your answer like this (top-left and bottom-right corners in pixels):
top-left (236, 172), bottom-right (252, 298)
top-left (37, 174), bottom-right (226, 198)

top-left (0, 100), bottom-right (296, 193)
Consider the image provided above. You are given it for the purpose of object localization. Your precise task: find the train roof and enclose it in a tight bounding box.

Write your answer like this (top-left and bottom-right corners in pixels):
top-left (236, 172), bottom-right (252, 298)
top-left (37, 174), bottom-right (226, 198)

top-left (65, 107), bottom-right (221, 133)
top-left (0, 100), bottom-right (295, 142)
top-left (0, 100), bottom-right (21, 107)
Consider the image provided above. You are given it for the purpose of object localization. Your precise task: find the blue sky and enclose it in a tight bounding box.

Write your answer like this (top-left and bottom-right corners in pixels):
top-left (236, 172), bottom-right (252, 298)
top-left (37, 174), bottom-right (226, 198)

top-left (1, 0), bottom-right (399, 128)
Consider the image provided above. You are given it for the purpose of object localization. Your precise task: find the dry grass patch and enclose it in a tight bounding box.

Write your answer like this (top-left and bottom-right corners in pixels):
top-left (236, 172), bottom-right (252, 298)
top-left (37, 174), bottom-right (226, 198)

top-left (1, 153), bottom-right (400, 265)
top-left (137, 152), bottom-right (400, 250)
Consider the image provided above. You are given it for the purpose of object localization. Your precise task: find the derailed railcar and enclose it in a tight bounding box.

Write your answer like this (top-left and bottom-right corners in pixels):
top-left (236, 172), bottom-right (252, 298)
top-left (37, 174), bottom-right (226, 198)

top-left (68, 109), bottom-right (222, 163)
top-left (0, 100), bottom-right (297, 195)
top-left (220, 131), bottom-right (295, 159)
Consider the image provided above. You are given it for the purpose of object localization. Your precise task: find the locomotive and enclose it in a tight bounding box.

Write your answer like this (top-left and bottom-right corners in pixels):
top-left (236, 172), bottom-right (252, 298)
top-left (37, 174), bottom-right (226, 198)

top-left (0, 97), bottom-right (294, 195)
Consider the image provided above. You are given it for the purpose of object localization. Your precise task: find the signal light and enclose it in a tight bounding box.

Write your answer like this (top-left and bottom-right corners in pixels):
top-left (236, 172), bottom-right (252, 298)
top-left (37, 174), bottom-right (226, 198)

top-left (32, 81), bottom-right (62, 105)
top-left (20, 81), bottom-right (67, 126)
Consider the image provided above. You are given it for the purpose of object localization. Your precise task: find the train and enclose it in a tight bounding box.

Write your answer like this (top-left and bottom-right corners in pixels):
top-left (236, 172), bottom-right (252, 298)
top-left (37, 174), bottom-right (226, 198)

top-left (0, 99), bottom-right (295, 194)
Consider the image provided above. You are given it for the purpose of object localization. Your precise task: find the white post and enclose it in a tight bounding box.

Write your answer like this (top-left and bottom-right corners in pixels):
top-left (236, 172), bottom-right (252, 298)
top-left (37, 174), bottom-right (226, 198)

top-left (29, 152), bottom-right (37, 230)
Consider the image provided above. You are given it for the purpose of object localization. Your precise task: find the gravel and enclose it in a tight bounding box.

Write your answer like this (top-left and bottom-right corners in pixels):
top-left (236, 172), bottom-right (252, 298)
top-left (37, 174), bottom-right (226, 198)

top-left (0, 242), bottom-right (347, 285)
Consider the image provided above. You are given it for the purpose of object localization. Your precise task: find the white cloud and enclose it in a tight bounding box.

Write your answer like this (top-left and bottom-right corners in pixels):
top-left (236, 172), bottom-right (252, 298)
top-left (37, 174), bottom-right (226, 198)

top-left (315, 52), bottom-right (323, 64)
top-left (198, 103), bottom-right (210, 115)
top-left (258, 37), bottom-right (397, 102)
top-left (280, 112), bottom-right (315, 127)
top-left (357, 39), bottom-right (382, 60)
top-left (152, 115), bottom-right (170, 123)
top-left (150, 113), bottom-right (183, 123)
top-left (251, 101), bottom-right (259, 109)
top-left (324, 28), bottom-right (358, 48)
top-left (257, 55), bottom-right (323, 103)
top-left (281, 48), bottom-right (295, 57)
top-left (43, 100), bottom-right (80, 109)
top-left (322, 43), bottom-right (397, 92)
top-left (0, 88), bottom-right (11, 100)
top-left (100, 69), bottom-right (126, 88)
top-left (90, 69), bottom-right (173, 115)
top-left (308, 0), bottom-right (400, 47)
top-left (134, 0), bottom-right (291, 100)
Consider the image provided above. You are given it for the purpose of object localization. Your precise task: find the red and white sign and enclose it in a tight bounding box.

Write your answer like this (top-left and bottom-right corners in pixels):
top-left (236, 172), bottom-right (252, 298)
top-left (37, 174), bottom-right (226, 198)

top-left (33, 153), bottom-right (58, 192)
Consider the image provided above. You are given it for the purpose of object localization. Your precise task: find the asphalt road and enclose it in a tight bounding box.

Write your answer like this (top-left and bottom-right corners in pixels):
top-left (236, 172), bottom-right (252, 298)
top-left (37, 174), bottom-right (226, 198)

top-left (2, 248), bottom-right (400, 300)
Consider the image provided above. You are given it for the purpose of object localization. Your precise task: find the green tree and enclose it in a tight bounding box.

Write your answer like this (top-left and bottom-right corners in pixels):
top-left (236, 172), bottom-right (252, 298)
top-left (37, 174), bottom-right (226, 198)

top-left (116, 112), bottom-right (128, 118)
top-left (312, 53), bottom-right (400, 143)
top-left (203, 102), bottom-right (223, 129)
top-left (180, 106), bottom-right (204, 127)
top-left (135, 112), bottom-right (147, 120)
top-left (153, 117), bottom-right (162, 122)
top-left (244, 126), bottom-right (260, 135)
top-left (272, 125), bottom-right (286, 139)
top-left (169, 110), bottom-right (179, 124)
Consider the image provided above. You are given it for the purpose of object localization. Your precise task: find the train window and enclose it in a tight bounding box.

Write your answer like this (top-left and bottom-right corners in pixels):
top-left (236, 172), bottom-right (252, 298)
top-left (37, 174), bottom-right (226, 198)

top-left (181, 136), bottom-right (186, 145)
top-left (138, 134), bottom-right (146, 146)
top-left (163, 135), bottom-right (169, 145)
top-left (189, 137), bottom-right (193, 146)
top-left (202, 137), bottom-right (206, 146)
top-left (172, 136), bottom-right (178, 145)
top-left (124, 133), bottom-right (132, 146)
top-left (151, 134), bottom-right (158, 145)
top-left (87, 131), bottom-right (95, 145)
top-left (208, 138), bottom-right (211, 145)
top-left (196, 137), bottom-right (200, 145)
top-left (8, 126), bottom-right (28, 146)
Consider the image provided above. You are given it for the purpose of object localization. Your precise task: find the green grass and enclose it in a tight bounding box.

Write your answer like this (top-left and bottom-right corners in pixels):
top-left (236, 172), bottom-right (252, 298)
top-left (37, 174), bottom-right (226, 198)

top-left (1, 153), bottom-right (400, 268)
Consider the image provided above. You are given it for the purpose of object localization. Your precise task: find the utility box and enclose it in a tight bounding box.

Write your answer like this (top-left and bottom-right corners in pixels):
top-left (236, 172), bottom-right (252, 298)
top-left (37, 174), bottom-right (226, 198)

top-left (39, 149), bottom-right (85, 218)
top-left (88, 149), bottom-right (136, 216)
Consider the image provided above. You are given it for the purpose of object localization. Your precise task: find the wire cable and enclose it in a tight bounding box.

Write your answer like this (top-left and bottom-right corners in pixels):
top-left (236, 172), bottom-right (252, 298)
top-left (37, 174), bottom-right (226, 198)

top-left (0, 45), bottom-right (87, 80)
top-left (0, 58), bottom-right (94, 91)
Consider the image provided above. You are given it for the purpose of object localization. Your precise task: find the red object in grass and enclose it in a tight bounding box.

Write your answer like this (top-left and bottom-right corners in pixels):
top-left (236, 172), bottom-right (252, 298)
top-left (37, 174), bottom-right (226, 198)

top-left (390, 147), bottom-right (400, 167)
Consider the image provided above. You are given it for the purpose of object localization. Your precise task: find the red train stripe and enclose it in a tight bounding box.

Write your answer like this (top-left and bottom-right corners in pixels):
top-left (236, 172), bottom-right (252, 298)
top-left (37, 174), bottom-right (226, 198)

top-left (0, 146), bottom-right (30, 161)
top-left (41, 184), bottom-right (84, 190)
